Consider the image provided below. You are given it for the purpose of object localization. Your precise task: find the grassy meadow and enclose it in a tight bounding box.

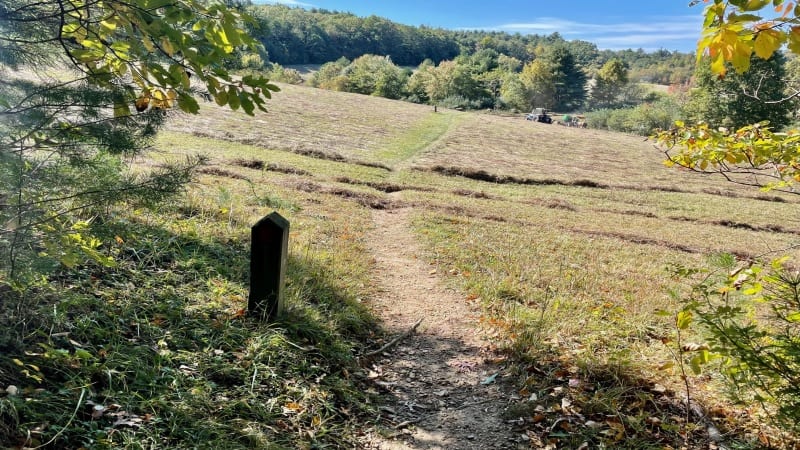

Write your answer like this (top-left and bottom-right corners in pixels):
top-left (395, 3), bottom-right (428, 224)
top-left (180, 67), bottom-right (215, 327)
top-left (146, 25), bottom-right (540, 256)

top-left (3, 82), bottom-right (799, 448)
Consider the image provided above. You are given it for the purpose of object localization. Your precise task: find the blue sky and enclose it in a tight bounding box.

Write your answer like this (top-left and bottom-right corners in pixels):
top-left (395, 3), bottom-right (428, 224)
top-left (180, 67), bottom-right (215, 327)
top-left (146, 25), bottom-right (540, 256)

top-left (259, 1), bottom-right (706, 53)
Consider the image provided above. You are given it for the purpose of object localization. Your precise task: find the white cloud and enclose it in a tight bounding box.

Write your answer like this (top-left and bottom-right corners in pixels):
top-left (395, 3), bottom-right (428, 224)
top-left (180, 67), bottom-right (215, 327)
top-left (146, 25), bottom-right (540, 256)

top-left (592, 34), bottom-right (699, 51)
top-left (255, 0), bottom-right (316, 7)
top-left (499, 17), bottom-right (700, 35)
top-left (481, 15), bottom-right (703, 51)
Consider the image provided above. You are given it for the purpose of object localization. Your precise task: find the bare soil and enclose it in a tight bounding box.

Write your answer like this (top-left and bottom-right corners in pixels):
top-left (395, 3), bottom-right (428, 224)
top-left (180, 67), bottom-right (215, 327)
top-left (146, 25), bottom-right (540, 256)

top-left (360, 194), bottom-right (530, 449)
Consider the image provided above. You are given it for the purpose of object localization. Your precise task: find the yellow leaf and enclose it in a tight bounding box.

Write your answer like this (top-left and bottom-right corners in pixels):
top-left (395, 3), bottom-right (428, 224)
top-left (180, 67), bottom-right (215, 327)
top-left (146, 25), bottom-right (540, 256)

top-left (731, 48), bottom-right (753, 72)
top-left (753, 29), bottom-right (784, 59)
top-left (711, 55), bottom-right (727, 75)
top-left (142, 37), bottom-right (155, 52)
top-left (283, 402), bottom-right (303, 413)
top-left (744, 0), bottom-right (770, 10)
top-left (657, 361), bottom-right (675, 370)
top-left (161, 37), bottom-right (174, 56)
top-left (788, 27), bottom-right (800, 53)
top-left (100, 19), bottom-right (117, 31)
top-left (676, 310), bottom-right (693, 330)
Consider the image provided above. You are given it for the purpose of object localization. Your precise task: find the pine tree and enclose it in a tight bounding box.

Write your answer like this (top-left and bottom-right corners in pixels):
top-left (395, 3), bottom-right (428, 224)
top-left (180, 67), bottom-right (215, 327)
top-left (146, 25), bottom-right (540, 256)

top-left (0, 0), bottom-right (276, 286)
top-left (543, 45), bottom-right (587, 112)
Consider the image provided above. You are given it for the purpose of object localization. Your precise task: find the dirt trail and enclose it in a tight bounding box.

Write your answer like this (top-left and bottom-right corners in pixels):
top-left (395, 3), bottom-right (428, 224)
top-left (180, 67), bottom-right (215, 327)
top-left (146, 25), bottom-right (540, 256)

top-left (360, 196), bottom-right (528, 449)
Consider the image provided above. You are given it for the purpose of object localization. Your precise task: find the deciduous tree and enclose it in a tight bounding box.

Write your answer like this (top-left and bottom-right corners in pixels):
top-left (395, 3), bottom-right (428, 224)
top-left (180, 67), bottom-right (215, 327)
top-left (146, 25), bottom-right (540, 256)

top-left (589, 58), bottom-right (629, 109)
top-left (344, 54), bottom-right (407, 99)
top-left (519, 59), bottom-right (557, 110)
top-left (655, 3), bottom-right (800, 433)
top-left (424, 60), bottom-right (486, 104)
top-left (656, 0), bottom-right (800, 192)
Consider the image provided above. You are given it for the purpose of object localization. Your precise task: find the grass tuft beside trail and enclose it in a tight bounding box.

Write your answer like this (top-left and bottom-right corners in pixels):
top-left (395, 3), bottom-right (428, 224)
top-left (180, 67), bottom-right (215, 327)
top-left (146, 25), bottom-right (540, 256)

top-left (0, 173), bottom-right (380, 448)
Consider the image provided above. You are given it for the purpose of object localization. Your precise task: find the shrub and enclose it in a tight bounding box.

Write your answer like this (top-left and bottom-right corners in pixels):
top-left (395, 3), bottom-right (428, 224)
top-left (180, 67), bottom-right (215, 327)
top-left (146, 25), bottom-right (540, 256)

top-left (670, 254), bottom-right (800, 433)
top-left (438, 95), bottom-right (493, 110)
top-left (606, 108), bottom-right (635, 133)
top-left (240, 52), bottom-right (266, 70)
top-left (584, 108), bottom-right (613, 129)
top-left (309, 58), bottom-right (350, 89)
top-left (265, 63), bottom-right (303, 85)
top-left (585, 98), bottom-right (681, 135)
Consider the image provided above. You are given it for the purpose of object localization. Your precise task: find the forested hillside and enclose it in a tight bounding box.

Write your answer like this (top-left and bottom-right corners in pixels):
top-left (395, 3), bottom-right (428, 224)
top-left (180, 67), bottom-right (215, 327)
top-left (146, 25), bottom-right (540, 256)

top-left (246, 4), bottom-right (694, 85)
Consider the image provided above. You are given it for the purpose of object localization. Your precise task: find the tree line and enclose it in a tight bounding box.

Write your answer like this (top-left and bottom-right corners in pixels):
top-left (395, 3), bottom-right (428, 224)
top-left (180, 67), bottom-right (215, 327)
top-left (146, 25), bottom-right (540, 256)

top-left (245, 4), bottom-right (694, 86)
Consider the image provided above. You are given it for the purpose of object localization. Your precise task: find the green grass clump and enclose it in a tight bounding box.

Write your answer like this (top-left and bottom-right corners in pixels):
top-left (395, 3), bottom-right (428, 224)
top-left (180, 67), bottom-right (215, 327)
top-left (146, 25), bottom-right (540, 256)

top-left (0, 186), bottom-right (379, 449)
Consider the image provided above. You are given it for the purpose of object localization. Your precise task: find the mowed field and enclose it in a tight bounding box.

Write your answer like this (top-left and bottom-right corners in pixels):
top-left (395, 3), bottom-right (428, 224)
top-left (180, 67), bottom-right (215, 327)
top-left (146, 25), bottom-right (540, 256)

top-left (154, 82), bottom-right (800, 447)
top-left (164, 82), bottom-right (800, 261)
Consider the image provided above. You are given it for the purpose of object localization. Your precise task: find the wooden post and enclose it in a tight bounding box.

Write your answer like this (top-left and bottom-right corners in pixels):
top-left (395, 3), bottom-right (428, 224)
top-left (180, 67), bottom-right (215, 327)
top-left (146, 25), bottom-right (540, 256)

top-left (248, 212), bottom-right (289, 321)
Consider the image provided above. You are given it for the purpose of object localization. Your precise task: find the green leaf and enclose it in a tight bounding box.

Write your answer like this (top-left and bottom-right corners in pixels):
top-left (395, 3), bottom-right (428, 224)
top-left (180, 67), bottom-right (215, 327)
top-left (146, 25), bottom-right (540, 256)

top-left (743, 0), bottom-right (771, 10)
top-left (178, 95), bottom-right (199, 114)
top-left (689, 356), bottom-right (702, 375)
top-left (74, 349), bottom-right (93, 360)
top-left (728, 13), bottom-right (764, 22)
top-left (240, 94), bottom-right (254, 115)
top-left (676, 310), bottom-right (693, 330)
top-left (113, 102), bottom-right (131, 118)
top-left (227, 86), bottom-right (240, 110)
top-left (214, 89), bottom-right (228, 106)
top-left (222, 20), bottom-right (242, 47)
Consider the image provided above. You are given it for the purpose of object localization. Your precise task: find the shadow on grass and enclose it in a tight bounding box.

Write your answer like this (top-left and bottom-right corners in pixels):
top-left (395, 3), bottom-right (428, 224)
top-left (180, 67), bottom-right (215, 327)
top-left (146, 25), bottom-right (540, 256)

top-left (368, 330), bottom-right (758, 449)
top-left (0, 219), bottom-right (381, 449)
top-left (506, 357), bottom-right (753, 450)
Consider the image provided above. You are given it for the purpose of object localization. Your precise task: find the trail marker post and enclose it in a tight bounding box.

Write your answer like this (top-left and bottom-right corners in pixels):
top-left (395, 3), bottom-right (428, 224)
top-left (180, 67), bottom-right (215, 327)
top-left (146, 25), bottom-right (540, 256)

top-left (248, 212), bottom-right (289, 321)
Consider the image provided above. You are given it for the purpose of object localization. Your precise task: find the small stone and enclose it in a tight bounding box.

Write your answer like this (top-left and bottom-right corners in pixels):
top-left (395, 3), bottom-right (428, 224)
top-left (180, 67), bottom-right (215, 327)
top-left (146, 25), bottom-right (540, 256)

top-left (585, 420), bottom-right (602, 429)
top-left (652, 383), bottom-right (667, 394)
top-left (467, 435), bottom-right (476, 440)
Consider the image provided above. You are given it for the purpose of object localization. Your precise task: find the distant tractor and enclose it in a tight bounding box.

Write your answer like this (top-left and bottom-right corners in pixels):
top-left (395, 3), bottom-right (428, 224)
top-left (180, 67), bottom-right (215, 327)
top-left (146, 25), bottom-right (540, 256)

top-left (526, 107), bottom-right (552, 124)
